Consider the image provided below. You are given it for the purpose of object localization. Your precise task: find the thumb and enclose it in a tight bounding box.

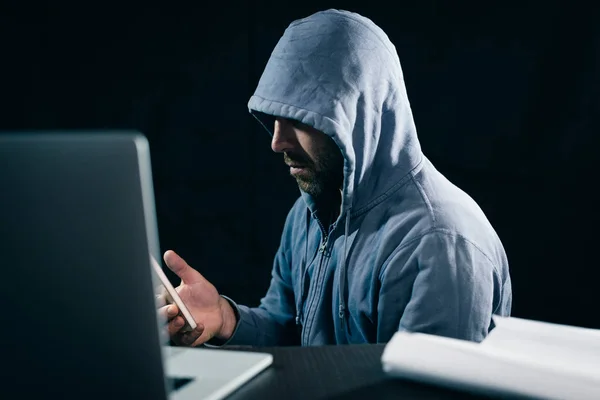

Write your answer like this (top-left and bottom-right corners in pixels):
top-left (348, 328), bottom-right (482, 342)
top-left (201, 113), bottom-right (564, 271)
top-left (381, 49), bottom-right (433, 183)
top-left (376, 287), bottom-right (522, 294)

top-left (163, 250), bottom-right (204, 284)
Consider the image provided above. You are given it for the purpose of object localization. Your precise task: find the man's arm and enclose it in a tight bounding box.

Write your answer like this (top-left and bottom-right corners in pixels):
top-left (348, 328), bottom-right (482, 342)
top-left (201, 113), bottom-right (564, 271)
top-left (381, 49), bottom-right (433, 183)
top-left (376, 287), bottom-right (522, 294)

top-left (377, 230), bottom-right (505, 343)
top-left (211, 247), bottom-right (299, 347)
top-left (205, 201), bottom-right (304, 348)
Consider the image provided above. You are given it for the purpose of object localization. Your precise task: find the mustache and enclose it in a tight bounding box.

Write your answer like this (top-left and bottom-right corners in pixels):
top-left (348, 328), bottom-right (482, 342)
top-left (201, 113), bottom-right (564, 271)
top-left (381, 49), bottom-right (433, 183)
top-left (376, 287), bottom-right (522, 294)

top-left (284, 153), bottom-right (312, 167)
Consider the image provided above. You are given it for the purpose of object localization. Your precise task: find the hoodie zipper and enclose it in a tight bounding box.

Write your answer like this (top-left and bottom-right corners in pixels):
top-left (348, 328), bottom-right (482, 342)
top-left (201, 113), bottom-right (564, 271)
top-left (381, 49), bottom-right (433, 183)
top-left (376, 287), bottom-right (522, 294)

top-left (319, 235), bottom-right (328, 253)
top-left (300, 218), bottom-right (332, 345)
top-left (317, 216), bottom-right (331, 253)
top-left (296, 231), bottom-right (327, 328)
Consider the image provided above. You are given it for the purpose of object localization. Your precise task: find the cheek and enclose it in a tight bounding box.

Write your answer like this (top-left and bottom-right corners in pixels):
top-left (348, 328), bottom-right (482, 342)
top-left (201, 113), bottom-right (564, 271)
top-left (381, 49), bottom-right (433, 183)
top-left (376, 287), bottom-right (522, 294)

top-left (297, 130), bottom-right (338, 166)
top-left (295, 138), bottom-right (318, 162)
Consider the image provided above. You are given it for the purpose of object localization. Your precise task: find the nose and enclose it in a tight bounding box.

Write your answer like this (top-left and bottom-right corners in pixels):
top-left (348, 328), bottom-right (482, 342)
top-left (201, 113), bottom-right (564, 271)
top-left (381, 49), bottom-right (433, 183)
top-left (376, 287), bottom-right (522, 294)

top-left (271, 118), bottom-right (296, 153)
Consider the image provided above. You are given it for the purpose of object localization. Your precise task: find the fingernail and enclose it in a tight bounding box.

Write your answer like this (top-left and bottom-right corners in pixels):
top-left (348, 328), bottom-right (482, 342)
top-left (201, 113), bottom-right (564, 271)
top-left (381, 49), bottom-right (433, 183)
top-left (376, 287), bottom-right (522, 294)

top-left (167, 306), bottom-right (176, 316)
top-left (173, 318), bottom-right (184, 328)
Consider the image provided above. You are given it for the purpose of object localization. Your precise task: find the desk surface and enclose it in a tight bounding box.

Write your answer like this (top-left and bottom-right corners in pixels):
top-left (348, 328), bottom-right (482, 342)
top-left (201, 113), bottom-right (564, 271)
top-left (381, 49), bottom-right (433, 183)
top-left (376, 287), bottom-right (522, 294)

top-left (222, 344), bottom-right (489, 400)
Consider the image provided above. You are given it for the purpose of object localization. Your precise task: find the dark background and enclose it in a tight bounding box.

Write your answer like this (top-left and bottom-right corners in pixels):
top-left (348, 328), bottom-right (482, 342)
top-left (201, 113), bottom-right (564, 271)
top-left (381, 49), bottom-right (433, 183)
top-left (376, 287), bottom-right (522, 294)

top-left (2, 1), bottom-right (598, 329)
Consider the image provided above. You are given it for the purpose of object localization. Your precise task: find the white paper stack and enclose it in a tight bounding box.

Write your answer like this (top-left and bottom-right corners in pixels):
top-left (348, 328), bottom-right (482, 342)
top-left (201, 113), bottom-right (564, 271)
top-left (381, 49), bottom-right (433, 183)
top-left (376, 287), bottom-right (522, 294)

top-left (381, 316), bottom-right (600, 400)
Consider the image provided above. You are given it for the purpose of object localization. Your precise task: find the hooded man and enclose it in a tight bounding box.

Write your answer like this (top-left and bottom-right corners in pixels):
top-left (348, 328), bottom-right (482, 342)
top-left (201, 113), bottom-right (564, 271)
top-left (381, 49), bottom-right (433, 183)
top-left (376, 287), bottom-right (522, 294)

top-left (158, 9), bottom-right (512, 347)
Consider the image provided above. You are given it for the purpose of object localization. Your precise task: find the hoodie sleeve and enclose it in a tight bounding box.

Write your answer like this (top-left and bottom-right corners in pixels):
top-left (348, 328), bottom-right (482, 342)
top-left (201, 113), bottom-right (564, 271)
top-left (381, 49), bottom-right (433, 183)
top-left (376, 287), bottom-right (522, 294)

top-left (205, 204), bottom-right (301, 348)
top-left (223, 247), bottom-right (299, 346)
top-left (378, 230), bottom-right (501, 343)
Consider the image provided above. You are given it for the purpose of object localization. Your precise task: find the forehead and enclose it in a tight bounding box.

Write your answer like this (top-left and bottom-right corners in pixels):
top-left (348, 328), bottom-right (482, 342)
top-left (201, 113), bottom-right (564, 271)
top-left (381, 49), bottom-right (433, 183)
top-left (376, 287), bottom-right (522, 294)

top-left (252, 111), bottom-right (331, 143)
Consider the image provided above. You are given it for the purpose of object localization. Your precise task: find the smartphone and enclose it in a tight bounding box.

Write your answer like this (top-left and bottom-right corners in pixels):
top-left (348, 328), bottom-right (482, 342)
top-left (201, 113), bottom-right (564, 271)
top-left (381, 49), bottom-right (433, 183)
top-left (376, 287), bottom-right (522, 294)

top-left (150, 255), bottom-right (197, 333)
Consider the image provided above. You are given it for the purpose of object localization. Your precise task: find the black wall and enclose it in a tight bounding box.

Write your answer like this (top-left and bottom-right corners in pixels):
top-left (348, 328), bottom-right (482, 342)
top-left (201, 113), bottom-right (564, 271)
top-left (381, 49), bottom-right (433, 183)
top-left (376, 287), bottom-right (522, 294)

top-left (2, 1), bottom-right (599, 328)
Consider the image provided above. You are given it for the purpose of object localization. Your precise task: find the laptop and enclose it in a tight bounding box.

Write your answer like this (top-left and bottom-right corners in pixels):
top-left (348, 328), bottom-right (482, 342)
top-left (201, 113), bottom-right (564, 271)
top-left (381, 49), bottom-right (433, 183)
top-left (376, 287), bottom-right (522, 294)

top-left (0, 131), bottom-right (272, 400)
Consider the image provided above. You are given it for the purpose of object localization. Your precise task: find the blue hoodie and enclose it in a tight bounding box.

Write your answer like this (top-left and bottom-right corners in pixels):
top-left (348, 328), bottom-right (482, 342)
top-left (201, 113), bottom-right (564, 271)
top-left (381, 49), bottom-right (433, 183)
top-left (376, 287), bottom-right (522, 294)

top-left (223, 9), bottom-right (512, 346)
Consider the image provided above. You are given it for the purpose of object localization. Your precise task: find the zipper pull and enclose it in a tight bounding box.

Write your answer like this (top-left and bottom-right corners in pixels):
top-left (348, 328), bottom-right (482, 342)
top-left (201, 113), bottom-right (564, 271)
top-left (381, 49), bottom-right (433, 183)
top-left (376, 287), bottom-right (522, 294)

top-left (319, 236), bottom-right (328, 253)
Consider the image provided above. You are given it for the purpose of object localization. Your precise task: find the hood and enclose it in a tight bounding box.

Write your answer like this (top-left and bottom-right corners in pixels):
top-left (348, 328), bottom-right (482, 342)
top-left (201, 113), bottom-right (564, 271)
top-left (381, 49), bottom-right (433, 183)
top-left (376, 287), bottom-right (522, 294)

top-left (248, 9), bottom-right (422, 219)
top-left (248, 9), bottom-right (425, 329)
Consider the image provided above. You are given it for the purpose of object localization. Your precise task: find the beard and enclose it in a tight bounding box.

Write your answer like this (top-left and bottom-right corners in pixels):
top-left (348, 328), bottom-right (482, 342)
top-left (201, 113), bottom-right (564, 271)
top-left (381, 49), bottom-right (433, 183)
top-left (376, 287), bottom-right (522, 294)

top-left (284, 141), bottom-right (344, 199)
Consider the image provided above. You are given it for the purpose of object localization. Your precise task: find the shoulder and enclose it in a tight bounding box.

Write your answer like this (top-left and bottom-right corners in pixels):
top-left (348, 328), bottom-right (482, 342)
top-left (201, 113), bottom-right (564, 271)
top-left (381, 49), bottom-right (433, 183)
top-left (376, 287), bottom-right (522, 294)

top-left (380, 228), bottom-right (506, 291)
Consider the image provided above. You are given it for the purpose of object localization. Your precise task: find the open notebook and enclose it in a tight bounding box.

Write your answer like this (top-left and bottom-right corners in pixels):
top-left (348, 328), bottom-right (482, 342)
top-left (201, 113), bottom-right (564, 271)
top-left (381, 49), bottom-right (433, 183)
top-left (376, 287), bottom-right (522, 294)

top-left (381, 316), bottom-right (600, 400)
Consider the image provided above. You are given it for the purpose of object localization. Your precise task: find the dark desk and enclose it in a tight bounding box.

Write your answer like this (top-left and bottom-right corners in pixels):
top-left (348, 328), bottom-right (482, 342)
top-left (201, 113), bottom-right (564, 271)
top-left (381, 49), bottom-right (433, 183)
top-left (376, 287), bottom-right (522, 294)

top-left (223, 344), bottom-right (490, 400)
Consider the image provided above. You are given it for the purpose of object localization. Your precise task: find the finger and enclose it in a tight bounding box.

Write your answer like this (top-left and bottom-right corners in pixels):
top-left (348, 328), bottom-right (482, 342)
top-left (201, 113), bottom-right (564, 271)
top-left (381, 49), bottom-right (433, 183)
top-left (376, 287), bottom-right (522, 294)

top-left (159, 285), bottom-right (168, 297)
top-left (154, 282), bottom-right (169, 305)
top-left (190, 328), bottom-right (216, 347)
top-left (163, 250), bottom-right (205, 285)
top-left (155, 293), bottom-right (167, 308)
top-left (157, 304), bottom-right (180, 323)
top-left (174, 325), bottom-right (204, 347)
top-left (167, 316), bottom-right (188, 336)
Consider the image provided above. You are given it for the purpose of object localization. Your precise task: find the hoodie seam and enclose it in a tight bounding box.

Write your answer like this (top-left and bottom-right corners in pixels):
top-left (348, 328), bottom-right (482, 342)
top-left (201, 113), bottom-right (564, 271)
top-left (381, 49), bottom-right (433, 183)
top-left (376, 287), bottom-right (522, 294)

top-left (411, 174), bottom-right (437, 227)
top-left (378, 228), bottom-right (501, 281)
top-left (408, 178), bottom-right (501, 277)
top-left (350, 156), bottom-right (424, 218)
top-left (291, 11), bottom-right (400, 63)
top-left (378, 229), bottom-right (503, 336)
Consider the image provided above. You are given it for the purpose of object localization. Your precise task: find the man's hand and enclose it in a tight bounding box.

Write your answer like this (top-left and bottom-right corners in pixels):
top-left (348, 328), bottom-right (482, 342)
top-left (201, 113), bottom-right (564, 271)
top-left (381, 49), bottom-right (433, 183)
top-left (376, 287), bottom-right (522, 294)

top-left (156, 250), bottom-right (237, 347)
